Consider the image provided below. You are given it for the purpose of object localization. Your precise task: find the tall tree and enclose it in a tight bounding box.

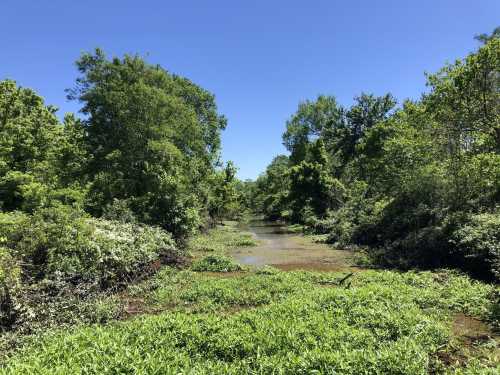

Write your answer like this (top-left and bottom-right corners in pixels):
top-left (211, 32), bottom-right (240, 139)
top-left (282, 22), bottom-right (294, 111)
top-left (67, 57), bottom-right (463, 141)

top-left (68, 49), bottom-right (227, 237)
top-left (208, 161), bottom-right (241, 223)
top-left (255, 155), bottom-right (291, 220)
top-left (288, 140), bottom-right (345, 222)
top-left (0, 80), bottom-right (63, 211)
top-left (282, 95), bottom-right (343, 164)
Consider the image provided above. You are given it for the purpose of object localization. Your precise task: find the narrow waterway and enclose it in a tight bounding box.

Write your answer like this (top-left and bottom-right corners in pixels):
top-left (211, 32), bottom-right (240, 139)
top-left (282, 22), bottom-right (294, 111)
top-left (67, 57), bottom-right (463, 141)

top-left (231, 219), bottom-right (354, 271)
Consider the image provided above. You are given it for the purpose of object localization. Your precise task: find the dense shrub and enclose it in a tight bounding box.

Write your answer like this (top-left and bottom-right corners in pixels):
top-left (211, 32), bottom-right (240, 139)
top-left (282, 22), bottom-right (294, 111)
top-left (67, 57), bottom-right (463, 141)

top-left (1, 278), bottom-right (122, 340)
top-left (0, 247), bottom-right (20, 330)
top-left (101, 199), bottom-right (137, 223)
top-left (317, 183), bottom-right (389, 249)
top-left (0, 206), bottom-right (179, 286)
top-left (89, 218), bottom-right (180, 285)
top-left (0, 205), bottom-right (180, 333)
top-left (451, 211), bottom-right (500, 281)
top-left (0, 212), bottom-right (26, 329)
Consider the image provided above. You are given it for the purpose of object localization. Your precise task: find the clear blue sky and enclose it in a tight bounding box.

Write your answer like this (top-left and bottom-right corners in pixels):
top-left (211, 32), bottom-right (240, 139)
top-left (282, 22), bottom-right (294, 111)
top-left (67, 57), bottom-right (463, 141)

top-left (1, 1), bottom-right (498, 180)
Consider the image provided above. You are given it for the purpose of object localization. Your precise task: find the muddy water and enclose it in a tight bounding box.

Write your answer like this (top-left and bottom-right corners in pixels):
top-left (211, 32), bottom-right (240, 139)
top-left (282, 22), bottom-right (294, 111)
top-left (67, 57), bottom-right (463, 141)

top-left (231, 220), bottom-right (354, 271)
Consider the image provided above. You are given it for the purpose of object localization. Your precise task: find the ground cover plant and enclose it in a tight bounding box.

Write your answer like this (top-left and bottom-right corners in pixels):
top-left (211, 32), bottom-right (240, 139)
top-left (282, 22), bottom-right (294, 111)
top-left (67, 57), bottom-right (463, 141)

top-left (0, 268), bottom-right (498, 374)
top-left (188, 225), bottom-right (257, 253)
top-left (190, 255), bottom-right (243, 272)
top-left (187, 224), bottom-right (256, 272)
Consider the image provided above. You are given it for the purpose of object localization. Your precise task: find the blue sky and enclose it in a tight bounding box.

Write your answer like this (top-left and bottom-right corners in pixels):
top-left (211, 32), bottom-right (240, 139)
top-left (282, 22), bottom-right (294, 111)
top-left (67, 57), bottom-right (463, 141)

top-left (1, 1), bottom-right (498, 179)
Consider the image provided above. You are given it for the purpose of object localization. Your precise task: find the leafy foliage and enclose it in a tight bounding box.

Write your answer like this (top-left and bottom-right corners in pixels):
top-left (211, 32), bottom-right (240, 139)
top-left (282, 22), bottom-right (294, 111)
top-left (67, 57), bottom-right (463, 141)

top-left (188, 226), bottom-right (256, 253)
top-left (253, 155), bottom-right (291, 220)
top-left (0, 206), bottom-right (178, 286)
top-left (253, 32), bottom-right (500, 281)
top-left (0, 205), bottom-right (179, 335)
top-left (451, 212), bottom-right (500, 280)
top-left (0, 81), bottom-right (87, 213)
top-left (67, 49), bottom-right (229, 238)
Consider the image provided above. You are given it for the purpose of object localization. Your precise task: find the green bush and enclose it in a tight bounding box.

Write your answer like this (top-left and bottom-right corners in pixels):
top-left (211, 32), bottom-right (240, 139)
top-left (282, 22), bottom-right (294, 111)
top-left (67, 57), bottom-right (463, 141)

top-left (101, 199), bottom-right (137, 223)
top-left (0, 213), bottom-right (26, 329)
top-left (191, 255), bottom-right (242, 272)
top-left (2, 278), bottom-right (121, 338)
top-left (0, 247), bottom-right (20, 330)
top-left (0, 205), bottom-right (179, 286)
top-left (0, 248), bottom-right (19, 288)
top-left (451, 211), bottom-right (500, 281)
top-left (89, 218), bottom-right (179, 285)
top-left (0, 205), bottom-right (180, 336)
top-left (325, 208), bottom-right (356, 247)
top-left (0, 170), bottom-right (85, 214)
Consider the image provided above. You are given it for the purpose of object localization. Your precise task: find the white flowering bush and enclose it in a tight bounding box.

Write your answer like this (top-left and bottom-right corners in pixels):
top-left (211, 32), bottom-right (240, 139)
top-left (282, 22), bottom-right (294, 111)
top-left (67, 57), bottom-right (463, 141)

top-left (0, 205), bottom-right (180, 335)
top-left (0, 206), bottom-right (179, 286)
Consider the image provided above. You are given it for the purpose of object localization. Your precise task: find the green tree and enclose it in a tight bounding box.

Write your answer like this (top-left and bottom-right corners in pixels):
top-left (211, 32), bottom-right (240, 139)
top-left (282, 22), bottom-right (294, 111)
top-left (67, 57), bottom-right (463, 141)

top-left (255, 155), bottom-right (291, 220)
top-left (282, 93), bottom-right (396, 177)
top-left (0, 80), bottom-right (61, 179)
top-left (423, 38), bottom-right (500, 211)
top-left (474, 26), bottom-right (500, 44)
top-left (282, 95), bottom-right (343, 164)
top-left (68, 49), bottom-right (227, 238)
top-left (425, 38), bottom-right (500, 154)
top-left (288, 140), bottom-right (345, 222)
top-left (341, 93), bottom-right (396, 165)
top-left (208, 161), bottom-right (241, 223)
top-left (0, 80), bottom-right (79, 211)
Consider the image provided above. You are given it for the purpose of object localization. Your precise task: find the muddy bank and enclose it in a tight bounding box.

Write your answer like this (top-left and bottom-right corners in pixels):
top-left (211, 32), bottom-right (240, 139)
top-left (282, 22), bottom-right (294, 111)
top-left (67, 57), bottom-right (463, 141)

top-left (231, 220), bottom-right (354, 271)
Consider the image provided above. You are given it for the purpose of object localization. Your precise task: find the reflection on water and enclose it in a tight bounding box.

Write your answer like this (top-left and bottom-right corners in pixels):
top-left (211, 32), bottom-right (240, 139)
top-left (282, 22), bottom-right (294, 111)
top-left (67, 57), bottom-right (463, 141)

top-left (232, 220), bottom-right (353, 270)
top-left (240, 219), bottom-right (294, 240)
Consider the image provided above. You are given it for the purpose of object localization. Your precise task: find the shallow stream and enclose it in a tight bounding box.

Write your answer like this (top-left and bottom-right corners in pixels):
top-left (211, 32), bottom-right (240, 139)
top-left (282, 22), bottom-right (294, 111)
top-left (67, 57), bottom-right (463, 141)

top-left (231, 219), bottom-right (353, 271)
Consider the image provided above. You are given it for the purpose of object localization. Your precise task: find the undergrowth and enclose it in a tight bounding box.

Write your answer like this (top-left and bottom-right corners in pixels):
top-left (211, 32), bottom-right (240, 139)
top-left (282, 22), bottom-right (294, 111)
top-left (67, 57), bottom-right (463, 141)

top-left (190, 255), bottom-right (243, 272)
top-left (1, 269), bottom-right (497, 374)
top-left (1, 223), bottom-right (498, 374)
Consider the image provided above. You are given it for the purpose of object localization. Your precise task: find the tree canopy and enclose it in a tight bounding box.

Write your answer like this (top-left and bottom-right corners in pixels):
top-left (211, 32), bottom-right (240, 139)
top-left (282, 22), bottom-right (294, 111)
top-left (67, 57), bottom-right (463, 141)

top-left (254, 32), bottom-right (500, 280)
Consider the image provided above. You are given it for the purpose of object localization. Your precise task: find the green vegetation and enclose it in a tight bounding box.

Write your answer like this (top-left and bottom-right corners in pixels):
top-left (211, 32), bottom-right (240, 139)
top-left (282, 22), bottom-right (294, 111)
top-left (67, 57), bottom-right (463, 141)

top-left (0, 205), bottom-right (180, 355)
top-left (0, 49), bottom-right (251, 343)
top-left (188, 224), bottom-right (256, 272)
top-left (188, 225), bottom-right (257, 253)
top-left (251, 31), bottom-right (500, 282)
top-left (0, 28), bottom-right (499, 374)
top-left (1, 268), bottom-right (498, 374)
top-left (191, 255), bottom-right (243, 272)
top-left (0, 207), bottom-right (178, 286)
top-left (1, 219), bottom-right (498, 373)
